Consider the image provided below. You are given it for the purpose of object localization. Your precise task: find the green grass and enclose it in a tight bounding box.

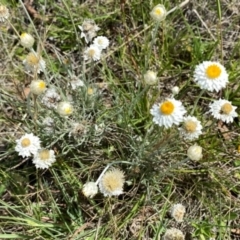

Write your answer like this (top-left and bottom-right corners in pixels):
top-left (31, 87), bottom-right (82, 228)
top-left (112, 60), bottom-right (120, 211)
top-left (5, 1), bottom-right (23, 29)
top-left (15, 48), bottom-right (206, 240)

top-left (0, 0), bottom-right (240, 239)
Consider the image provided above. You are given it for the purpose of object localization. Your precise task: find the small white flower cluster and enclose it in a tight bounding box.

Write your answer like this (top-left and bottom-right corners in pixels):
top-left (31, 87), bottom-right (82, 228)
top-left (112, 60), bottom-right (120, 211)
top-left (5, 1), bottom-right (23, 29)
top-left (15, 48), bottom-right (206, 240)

top-left (15, 133), bottom-right (56, 169)
top-left (82, 168), bottom-right (125, 198)
top-left (79, 19), bottom-right (110, 62)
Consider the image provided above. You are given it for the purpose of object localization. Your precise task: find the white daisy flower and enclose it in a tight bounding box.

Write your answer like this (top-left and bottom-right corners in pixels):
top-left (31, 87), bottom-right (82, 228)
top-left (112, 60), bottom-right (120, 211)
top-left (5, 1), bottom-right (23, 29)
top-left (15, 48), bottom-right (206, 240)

top-left (15, 133), bottom-right (41, 158)
top-left (170, 203), bottom-right (186, 223)
top-left (82, 182), bottom-right (98, 198)
top-left (57, 101), bottom-right (74, 117)
top-left (163, 228), bottom-right (184, 240)
top-left (93, 36), bottom-right (110, 50)
top-left (144, 70), bottom-right (158, 85)
top-left (150, 98), bottom-right (186, 128)
top-left (84, 44), bottom-right (101, 61)
top-left (30, 79), bottom-right (47, 95)
top-left (179, 116), bottom-right (203, 140)
top-left (23, 52), bottom-right (46, 74)
top-left (20, 33), bottom-right (35, 48)
top-left (187, 144), bottom-right (203, 161)
top-left (32, 149), bottom-right (56, 169)
top-left (209, 99), bottom-right (237, 123)
top-left (78, 19), bottom-right (100, 43)
top-left (41, 88), bottom-right (61, 109)
top-left (98, 168), bottom-right (125, 197)
top-left (150, 4), bottom-right (167, 22)
top-left (193, 61), bottom-right (228, 92)
top-left (0, 5), bottom-right (9, 22)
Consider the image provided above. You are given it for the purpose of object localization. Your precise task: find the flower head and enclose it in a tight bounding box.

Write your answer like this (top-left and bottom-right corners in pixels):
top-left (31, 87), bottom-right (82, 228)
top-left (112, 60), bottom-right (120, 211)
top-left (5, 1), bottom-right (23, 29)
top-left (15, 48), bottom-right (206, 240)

top-left (163, 228), bottom-right (184, 240)
top-left (209, 99), bottom-right (237, 123)
top-left (0, 5), bottom-right (9, 22)
top-left (193, 61), bottom-right (228, 92)
top-left (23, 52), bottom-right (46, 74)
top-left (82, 182), bottom-right (98, 198)
top-left (171, 86), bottom-right (180, 95)
top-left (99, 168), bottom-right (125, 197)
top-left (150, 98), bottom-right (186, 128)
top-left (170, 203), bottom-right (186, 223)
top-left (69, 78), bottom-right (84, 90)
top-left (84, 44), bottom-right (101, 61)
top-left (32, 149), bottom-right (56, 169)
top-left (57, 101), bottom-right (74, 117)
top-left (150, 4), bottom-right (167, 22)
top-left (20, 33), bottom-right (35, 48)
top-left (179, 116), bottom-right (203, 140)
top-left (30, 79), bottom-right (47, 95)
top-left (15, 133), bottom-right (41, 158)
top-left (41, 88), bottom-right (61, 109)
top-left (78, 19), bottom-right (100, 43)
top-left (144, 70), bottom-right (158, 85)
top-left (187, 144), bottom-right (203, 161)
top-left (93, 36), bottom-right (110, 50)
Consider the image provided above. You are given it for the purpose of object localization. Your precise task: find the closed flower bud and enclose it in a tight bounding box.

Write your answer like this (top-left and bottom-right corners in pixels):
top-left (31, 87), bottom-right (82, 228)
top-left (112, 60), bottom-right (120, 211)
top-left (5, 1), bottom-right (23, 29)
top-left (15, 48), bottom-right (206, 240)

top-left (82, 182), bottom-right (98, 198)
top-left (187, 144), bottom-right (203, 161)
top-left (144, 70), bottom-right (158, 85)
top-left (171, 86), bottom-right (180, 95)
top-left (20, 33), bottom-right (35, 48)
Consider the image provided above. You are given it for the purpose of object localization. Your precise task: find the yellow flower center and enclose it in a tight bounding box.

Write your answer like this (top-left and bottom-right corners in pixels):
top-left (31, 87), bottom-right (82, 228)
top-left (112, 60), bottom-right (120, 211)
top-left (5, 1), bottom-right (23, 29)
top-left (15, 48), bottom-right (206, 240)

top-left (88, 49), bottom-right (95, 57)
top-left (87, 88), bottom-right (94, 95)
top-left (26, 53), bottom-right (40, 65)
top-left (38, 149), bottom-right (50, 161)
top-left (160, 101), bottom-right (174, 115)
top-left (155, 8), bottom-right (162, 16)
top-left (221, 103), bottom-right (232, 115)
top-left (0, 6), bottom-right (7, 15)
top-left (38, 81), bottom-right (46, 89)
top-left (64, 106), bottom-right (72, 115)
top-left (20, 33), bottom-right (27, 38)
top-left (21, 138), bottom-right (31, 147)
top-left (205, 64), bottom-right (222, 79)
top-left (184, 120), bottom-right (197, 132)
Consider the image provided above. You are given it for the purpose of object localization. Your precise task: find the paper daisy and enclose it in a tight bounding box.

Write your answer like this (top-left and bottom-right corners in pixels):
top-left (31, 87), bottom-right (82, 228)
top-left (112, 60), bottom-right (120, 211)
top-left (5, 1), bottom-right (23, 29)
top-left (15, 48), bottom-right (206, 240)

top-left (32, 149), bottom-right (56, 169)
top-left (170, 203), bottom-right (186, 223)
top-left (144, 70), bottom-right (158, 85)
top-left (82, 182), bottom-right (98, 198)
top-left (15, 133), bottom-right (41, 158)
top-left (179, 116), bottom-right (203, 140)
top-left (30, 79), bottom-right (47, 95)
top-left (0, 5), bottom-right (9, 22)
top-left (84, 44), bottom-right (101, 61)
top-left (41, 88), bottom-right (61, 109)
top-left (209, 98), bottom-right (238, 123)
top-left (150, 4), bottom-right (167, 22)
top-left (23, 52), bottom-right (46, 74)
top-left (20, 33), bottom-right (35, 48)
top-left (163, 228), bottom-right (184, 240)
top-left (78, 19), bottom-right (100, 43)
top-left (57, 101), bottom-right (74, 117)
top-left (193, 61), bottom-right (228, 92)
top-left (187, 144), bottom-right (203, 161)
top-left (98, 168), bottom-right (125, 197)
top-left (93, 36), bottom-right (110, 50)
top-left (150, 98), bottom-right (186, 128)
top-left (69, 78), bottom-right (84, 90)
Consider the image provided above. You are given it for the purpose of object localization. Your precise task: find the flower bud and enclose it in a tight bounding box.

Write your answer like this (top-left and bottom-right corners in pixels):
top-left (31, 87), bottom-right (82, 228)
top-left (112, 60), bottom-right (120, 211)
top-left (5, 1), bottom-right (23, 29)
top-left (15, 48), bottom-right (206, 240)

top-left (20, 33), bottom-right (35, 48)
top-left (187, 144), bottom-right (203, 161)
